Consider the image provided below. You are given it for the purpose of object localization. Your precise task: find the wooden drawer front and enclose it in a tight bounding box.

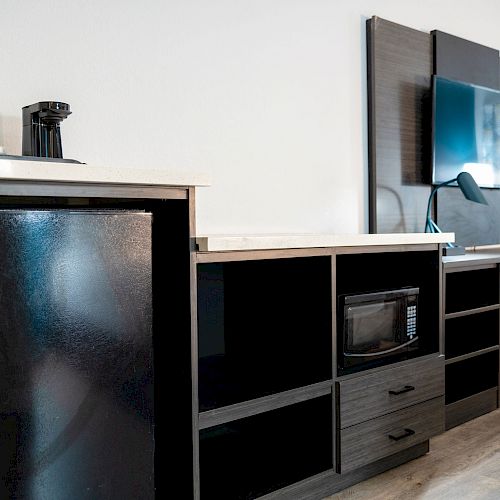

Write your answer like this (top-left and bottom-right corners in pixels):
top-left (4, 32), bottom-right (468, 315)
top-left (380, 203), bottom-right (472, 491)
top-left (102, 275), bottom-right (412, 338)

top-left (340, 396), bottom-right (444, 473)
top-left (338, 356), bottom-right (444, 428)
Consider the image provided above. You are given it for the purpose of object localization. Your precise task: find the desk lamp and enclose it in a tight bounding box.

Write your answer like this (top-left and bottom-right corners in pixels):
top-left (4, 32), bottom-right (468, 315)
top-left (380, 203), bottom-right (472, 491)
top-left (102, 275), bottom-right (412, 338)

top-left (425, 171), bottom-right (488, 255)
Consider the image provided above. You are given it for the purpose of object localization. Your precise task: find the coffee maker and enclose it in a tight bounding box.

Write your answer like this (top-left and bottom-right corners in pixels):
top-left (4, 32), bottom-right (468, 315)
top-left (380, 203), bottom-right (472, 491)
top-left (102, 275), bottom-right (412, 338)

top-left (22, 101), bottom-right (71, 159)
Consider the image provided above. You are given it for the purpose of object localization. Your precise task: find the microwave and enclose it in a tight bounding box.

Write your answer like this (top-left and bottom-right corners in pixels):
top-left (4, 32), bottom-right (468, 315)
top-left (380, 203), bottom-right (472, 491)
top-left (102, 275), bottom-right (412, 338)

top-left (338, 287), bottom-right (419, 374)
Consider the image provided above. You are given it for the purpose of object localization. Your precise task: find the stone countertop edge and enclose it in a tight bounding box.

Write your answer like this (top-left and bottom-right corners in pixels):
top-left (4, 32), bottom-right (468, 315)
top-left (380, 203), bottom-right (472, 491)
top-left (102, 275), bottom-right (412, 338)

top-left (196, 233), bottom-right (455, 252)
top-left (0, 158), bottom-right (210, 187)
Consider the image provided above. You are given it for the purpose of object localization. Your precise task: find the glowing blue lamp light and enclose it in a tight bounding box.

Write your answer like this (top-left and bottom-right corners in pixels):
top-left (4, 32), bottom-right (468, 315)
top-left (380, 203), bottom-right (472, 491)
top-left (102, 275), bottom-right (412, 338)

top-left (425, 172), bottom-right (488, 253)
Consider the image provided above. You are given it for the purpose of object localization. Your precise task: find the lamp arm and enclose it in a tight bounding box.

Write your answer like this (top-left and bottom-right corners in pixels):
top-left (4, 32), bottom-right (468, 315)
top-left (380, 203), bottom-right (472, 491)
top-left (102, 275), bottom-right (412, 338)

top-left (425, 178), bottom-right (457, 232)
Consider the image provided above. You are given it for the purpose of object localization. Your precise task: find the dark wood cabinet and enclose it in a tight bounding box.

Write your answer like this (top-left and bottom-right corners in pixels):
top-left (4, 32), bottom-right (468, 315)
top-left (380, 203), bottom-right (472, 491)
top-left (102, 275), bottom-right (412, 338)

top-left (194, 244), bottom-right (444, 499)
top-left (442, 255), bottom-right (500, 429)
top-left (195, 253), bottom-right (334, 498)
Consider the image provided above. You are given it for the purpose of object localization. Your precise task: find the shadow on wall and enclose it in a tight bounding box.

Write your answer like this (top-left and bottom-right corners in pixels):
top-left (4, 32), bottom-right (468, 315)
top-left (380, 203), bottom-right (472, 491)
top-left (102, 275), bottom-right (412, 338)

top-left (0, 115), bottom-right (22, 155)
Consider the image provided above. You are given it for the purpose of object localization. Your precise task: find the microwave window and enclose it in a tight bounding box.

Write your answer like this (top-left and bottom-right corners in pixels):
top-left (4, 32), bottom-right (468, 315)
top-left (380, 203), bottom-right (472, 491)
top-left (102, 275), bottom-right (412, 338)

top-left (347, 301), bottom-right (398, 352)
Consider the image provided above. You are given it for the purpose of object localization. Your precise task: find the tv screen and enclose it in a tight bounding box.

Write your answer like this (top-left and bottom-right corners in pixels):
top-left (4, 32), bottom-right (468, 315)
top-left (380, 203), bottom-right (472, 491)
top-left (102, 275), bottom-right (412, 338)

top-left (433, 76), bottom-right (500, 188)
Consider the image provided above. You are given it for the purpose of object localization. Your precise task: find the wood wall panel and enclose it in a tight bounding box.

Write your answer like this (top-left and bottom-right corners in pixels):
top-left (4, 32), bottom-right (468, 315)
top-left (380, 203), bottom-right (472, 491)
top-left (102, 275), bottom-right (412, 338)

top-left (368, 18), bottom-right (500, 246)
top-left (368, 17), bottom-right (433, 234)
top-left (433, 30), bottom-right (500, 90)
top-left (433, 30), bottom-right (500, 247)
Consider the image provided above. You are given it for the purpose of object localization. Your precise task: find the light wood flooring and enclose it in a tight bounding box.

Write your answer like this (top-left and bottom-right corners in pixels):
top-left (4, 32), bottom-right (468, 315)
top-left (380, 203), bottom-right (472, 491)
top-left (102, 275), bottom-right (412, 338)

top-left (325, 409), bottom-right (500, 500)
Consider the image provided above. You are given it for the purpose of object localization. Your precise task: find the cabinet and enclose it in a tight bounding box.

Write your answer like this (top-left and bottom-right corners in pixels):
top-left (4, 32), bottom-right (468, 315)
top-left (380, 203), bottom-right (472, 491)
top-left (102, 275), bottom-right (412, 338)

top-left (443, 256), bottom-right (500, 430)
top-left (0, 171), bottom-right (198, 500)
top-left (196, 255), bottom-right (334, 499)
top-left (194, 243), bottom-right (444, 499)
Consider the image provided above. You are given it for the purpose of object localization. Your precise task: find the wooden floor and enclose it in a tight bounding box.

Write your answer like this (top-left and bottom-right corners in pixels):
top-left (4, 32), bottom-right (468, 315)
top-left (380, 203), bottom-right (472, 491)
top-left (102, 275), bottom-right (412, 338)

top-left (326, 409), bottom-right (500, 500)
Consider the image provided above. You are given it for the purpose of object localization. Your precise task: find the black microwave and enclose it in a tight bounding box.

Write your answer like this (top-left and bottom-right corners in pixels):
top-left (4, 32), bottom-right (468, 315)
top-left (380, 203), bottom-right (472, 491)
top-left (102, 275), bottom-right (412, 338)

top-left (338, 287), bottom-right (419, 375)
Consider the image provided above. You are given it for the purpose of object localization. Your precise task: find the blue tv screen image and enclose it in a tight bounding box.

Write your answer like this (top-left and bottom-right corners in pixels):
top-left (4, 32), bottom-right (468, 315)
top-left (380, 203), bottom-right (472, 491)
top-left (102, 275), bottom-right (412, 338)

top-left (433, 76), bottom-right (500, 188)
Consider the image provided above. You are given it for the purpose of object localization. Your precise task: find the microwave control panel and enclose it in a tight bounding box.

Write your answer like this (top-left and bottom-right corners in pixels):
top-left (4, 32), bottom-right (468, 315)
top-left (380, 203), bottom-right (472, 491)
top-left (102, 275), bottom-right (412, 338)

top-left (406, 299), bottom-right (417, 338)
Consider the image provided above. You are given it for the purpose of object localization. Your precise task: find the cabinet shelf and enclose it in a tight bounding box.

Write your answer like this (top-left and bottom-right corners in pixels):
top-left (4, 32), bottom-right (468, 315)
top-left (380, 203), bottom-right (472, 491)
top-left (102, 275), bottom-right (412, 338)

top-left (445, 267), bottom-right (499, 314)
top-left (445, 345), bottom-right (499, 365)
top-left (197, 257), bottom-right (332, 412)
top-left (445, 309), bottom-right (500, 359)
top-left (199, 395), bottom-right (333, 499)
top-left (445, 351), bottom-right (499, 405)
top-left (445, 387), bottom-right (498, 430)
top-left (199, 380), bottom-right (333, 430)
top-left (445, 304), bottom-right (500, 319)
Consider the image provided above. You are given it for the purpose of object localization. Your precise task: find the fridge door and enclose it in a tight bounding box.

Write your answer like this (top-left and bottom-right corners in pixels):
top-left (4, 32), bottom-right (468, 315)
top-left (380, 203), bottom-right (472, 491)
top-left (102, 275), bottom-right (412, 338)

top-left (0, 210), bottom-right (153, 499)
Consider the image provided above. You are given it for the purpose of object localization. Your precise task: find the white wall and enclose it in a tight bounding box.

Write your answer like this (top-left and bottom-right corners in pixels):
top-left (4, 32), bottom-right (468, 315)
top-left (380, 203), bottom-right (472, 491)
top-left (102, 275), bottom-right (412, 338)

top-left (1, 0), bottom-right (500, 235)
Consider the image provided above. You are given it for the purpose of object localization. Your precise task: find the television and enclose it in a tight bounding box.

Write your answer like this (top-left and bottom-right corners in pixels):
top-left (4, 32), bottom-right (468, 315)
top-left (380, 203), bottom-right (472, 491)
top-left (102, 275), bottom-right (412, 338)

top-left (433, 76), bottom-right (500, 188)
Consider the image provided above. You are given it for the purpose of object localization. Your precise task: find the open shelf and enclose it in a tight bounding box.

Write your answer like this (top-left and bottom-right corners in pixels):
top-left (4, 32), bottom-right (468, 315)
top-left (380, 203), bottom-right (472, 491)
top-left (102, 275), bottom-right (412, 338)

top-left (199, 395), bottom-right (333, 499)
top-left (445, 267), bottom-right (499, 314)
top-left (445, 351), bottom-right (499, 405)
top-left (336, 250), bottom-right (440, 368)
top-left (445, 309), bottom-right (499, 359)
top-left (197, 257), bottom-right (332, 412)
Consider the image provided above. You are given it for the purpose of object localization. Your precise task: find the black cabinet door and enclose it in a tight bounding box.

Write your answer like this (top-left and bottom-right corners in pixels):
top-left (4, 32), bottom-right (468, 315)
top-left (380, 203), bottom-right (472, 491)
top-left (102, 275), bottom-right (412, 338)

top-left (0, 210), bottom-right (153, 500)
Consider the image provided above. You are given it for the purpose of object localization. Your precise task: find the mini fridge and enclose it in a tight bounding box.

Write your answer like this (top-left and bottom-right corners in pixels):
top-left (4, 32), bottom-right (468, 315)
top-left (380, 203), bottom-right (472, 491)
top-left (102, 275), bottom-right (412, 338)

top-left (0, 210), bottom-right (153, 499)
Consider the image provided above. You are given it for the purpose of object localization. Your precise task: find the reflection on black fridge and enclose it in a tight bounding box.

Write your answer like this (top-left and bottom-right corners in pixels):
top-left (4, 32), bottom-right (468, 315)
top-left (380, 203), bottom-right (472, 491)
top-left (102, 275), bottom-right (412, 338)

top-left (0, 210), bottom-right (153, 499)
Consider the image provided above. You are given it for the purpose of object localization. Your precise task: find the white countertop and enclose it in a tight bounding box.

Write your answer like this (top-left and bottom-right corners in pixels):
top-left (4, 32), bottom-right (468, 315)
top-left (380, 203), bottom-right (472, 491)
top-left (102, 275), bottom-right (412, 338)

top-left (196, 233), bottom-right (455, 252)
top-left (443, 251), bottom-right (500, 266)
top-left (0, 158), bottom-right (210, 187)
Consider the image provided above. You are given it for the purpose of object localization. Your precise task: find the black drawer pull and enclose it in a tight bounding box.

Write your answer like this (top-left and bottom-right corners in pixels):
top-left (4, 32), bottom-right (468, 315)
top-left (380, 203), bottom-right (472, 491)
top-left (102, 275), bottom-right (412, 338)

top-left (389, 385), bottom-right (415, 395)
top-left (388, 428), bottom-right (415, 441)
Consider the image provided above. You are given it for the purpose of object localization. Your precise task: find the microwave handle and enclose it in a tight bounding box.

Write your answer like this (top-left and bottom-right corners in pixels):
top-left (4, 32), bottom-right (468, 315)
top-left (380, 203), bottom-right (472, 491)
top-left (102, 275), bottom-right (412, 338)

top-left (344, 336), bottom-right (419, 357)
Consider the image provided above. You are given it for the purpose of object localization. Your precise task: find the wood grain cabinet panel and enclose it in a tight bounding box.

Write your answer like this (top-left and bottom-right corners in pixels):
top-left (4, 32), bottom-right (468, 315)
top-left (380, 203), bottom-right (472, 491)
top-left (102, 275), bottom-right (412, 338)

top-left (338, 356), bottom-right (444, 429)
top-left (340, 396), bottom-right (444, 473)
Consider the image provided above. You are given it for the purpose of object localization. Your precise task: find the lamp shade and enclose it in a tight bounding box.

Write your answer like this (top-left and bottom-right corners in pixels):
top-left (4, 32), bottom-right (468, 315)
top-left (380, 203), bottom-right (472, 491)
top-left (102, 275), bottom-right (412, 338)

top-left (456, 172), bottom-right (488, 205)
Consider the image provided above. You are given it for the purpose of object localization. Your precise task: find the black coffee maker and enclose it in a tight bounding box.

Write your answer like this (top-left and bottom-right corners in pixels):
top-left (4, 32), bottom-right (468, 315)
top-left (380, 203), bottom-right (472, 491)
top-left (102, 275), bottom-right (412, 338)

top-left (22, 101), bottom-right (71, 159)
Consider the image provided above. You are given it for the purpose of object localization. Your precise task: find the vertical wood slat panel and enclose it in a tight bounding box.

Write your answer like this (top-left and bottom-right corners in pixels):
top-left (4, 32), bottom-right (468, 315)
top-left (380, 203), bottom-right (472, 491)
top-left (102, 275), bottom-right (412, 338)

top-left (368, 16), bottom-right (433, 234)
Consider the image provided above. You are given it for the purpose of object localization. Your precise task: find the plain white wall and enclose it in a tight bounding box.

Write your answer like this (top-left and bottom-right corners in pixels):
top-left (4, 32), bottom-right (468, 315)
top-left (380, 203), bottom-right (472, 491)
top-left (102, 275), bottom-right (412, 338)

top-left (1, 0), bottom-right (500, 235)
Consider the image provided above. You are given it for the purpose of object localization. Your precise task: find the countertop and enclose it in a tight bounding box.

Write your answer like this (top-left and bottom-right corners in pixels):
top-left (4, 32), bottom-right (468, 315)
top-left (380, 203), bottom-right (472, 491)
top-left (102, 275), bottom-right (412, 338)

top-left (443, 250), bottom-right (500, 267)
top-left (0, 158), bottom-right (210, 187)
top-left (196, 233), bottom-right (455, 252)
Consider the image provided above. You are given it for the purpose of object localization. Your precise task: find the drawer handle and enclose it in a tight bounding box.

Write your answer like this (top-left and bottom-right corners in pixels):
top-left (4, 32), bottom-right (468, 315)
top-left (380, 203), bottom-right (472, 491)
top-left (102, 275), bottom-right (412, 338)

top-left (388, 428), bottom-right (415, 441)
top-left (389, 385), bottom-right (415, 395)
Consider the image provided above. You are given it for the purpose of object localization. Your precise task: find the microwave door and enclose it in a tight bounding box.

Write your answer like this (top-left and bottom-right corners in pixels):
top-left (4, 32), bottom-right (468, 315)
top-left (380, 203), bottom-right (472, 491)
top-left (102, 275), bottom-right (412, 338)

top-left (344, 300), bottom-right (417, 357)
top-left (344, 336), bottom-right (419, 357)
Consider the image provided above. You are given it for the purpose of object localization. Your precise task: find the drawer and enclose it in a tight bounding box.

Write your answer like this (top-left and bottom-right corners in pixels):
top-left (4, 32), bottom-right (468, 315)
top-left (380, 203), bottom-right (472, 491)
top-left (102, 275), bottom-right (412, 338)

top-left (339, 396), bottom-right (444, 473)
top-left (338, 356), bottom-right (444, 428)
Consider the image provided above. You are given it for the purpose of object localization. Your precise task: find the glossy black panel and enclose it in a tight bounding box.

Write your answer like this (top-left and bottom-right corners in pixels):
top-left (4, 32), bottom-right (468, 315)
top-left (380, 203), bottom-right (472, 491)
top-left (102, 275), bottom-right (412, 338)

top-left (446, 352), bottom-right (499, 404)
top-left (197, 258), bottom-right (332, 411)
top-left (445, 311), bottom-right (499, 359)
top-left (445, 267), bottom-right (499, 313)
top-left (199, 395), bottom-right (333, 499)
top-left (434, 31), bottom-right (500, 247)
top-left (0, 210), bottom-right (153, 499)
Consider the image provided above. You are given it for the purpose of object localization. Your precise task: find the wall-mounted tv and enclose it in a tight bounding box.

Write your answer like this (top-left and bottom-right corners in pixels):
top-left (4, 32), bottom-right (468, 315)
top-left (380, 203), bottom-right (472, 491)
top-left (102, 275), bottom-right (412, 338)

top-left (433, 76), bottom-right (500, 188)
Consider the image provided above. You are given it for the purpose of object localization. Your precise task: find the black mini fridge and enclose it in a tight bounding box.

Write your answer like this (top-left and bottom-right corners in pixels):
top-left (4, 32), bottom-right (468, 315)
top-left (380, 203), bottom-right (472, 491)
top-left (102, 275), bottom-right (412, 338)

top-left (0, 210), bottom-right (153, 499)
